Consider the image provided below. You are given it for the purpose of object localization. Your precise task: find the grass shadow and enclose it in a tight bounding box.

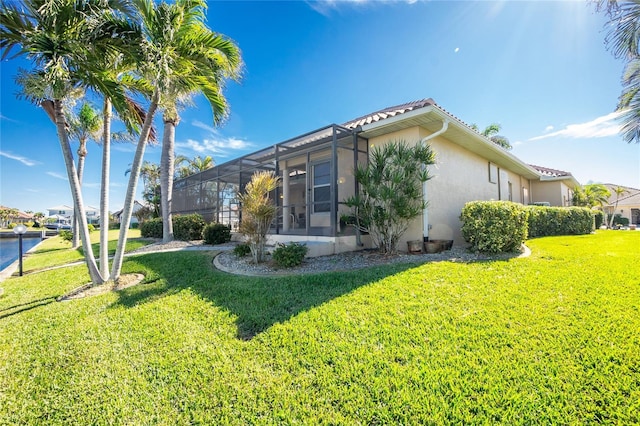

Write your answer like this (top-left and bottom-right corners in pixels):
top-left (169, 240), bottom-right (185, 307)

top-left (0, 296), bottom-right (56, 320)
top-left (112, 251), bottom-right (417, 340)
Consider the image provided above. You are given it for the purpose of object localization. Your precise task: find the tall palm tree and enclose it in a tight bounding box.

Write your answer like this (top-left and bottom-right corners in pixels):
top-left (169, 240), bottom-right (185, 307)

top-left (133, 0), bottom-right (242, 243)
top-left (1, 0), bottom-right (138, 284)
top-left (68, 102), bottom-right (101, 248)
top-left (608, 185), bottom-right (629, 227)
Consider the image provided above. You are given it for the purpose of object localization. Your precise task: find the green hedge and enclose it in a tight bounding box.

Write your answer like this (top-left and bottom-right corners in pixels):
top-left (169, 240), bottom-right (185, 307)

top-left (173, 214), bottom-right (206, 241)
top-left (526, 206), bottom-right (594, 237)
top-left (140, 218), bottom-right (163, 238)
top-left (203, 223), bottom-right (232, 245)
top-left (460, 201), bottom-right (529, 254)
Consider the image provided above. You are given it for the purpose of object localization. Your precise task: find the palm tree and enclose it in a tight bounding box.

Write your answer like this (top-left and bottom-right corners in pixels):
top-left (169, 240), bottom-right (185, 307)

top-left (471, 123), bottom-right (512, 150)
top-left (133, 0), bottom-right (242, 243)
top-left (175, 154), bottom-right (215, 178)
top-left (597, 0), bottom-right (640, 144)
top-left (68, 102), bottom-right (101, 247)
top-left (572, 184), bottom-right (612, 208)
top-left (0, 0), bottom-right (138, 284)
top-left (608, 185), bottom-right (629, 228)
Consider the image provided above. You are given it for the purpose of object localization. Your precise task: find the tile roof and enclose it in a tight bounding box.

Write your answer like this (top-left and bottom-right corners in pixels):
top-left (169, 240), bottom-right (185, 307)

top-left (342, 98), bottom-right (436, 129)
top-left (528, 164), bottom-right (573, 179)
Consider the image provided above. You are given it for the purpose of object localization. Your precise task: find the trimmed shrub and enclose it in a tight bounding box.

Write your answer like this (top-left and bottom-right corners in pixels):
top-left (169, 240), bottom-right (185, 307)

top-left (233, 243), bottom-right (251, 258)
top-left (272, 242), bottom-right (308, 268)
top-left (593, 210), bottom-right (604, 229)
top-left (130, 222), bottom-right (139, 229)
top-left (7, 223), bottom-right (15, 229)
top-left (173, 214), bottom-right (206, 241)
top-left (526, 206), bottom-right (594, 237)
top-left (203, 223), bottom-right (232, 245)
top-left (140, 218), bottom-right (163, 238)
top-left (460, 201), bottom-right (529, 253)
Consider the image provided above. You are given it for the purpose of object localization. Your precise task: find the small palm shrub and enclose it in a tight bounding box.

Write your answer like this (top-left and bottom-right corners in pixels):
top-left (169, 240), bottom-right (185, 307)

top-left (238, 171), bottom-right (280, 263)
top-left (203, 223), bottom-right (232, 245)
top-left (59, 230), bottom-right (73, 242)
top-left (344, 140), bottom-right (435, 254)
top-left (87, 224), bottom-right (96, 232)
top-left (272, 242), bottom-right (308, 268)
top-left (233, 243), bottom-right (251, 258)
top-left (173, 214), bottom-right (206, 241)
top-left (461, 201), bottom-right (529, 253)
top-left (140, 218), bottom-right (163, 238)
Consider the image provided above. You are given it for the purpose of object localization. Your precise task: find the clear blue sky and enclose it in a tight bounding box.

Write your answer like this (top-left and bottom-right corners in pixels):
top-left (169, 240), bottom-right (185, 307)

top-left (1, 0), bottom-right (639, 215)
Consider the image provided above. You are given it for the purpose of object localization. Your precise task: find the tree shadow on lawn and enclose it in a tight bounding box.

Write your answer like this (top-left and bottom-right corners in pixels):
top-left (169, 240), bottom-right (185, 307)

top-left (0, 296), bottom-right (56, 320)
top-left (111, 251), bottom-right (417, 340)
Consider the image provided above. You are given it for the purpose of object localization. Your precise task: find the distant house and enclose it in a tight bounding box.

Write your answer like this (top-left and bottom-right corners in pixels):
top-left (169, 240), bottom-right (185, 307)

top-left (113, 201), bottom-right (147, 227)
top-left (602, 184), bottom-right (640, 225)
top-left (529, 165), bottom-right (580, 207)
top-left (46, 204), bottom-right (100, 225)
top-left (0, 206), bottom-right (33, 226)
top-left (172, 98), bottom-right (586, 254)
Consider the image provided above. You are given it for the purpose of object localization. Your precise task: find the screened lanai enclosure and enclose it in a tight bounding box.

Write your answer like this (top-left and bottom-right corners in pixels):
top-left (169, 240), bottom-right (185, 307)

top-left (172, 124), bottom-right (369, 238)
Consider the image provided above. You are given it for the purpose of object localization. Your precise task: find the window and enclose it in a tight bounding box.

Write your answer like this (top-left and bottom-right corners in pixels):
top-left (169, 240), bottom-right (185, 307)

top-left (488, 163), bottom-right (498, 183)
top-left (312, 161), bottom-right (331, 213)
top-left (523, 187), bottom-right (529, 205)
top-left (508, 182), bottom-right (513, 201)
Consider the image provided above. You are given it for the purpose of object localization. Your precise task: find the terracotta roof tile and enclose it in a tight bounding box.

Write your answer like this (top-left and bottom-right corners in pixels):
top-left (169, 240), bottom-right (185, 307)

top-left (342, 98), bottom-right (436, 129)
top-left (528, 164), bottom-right (573, 178)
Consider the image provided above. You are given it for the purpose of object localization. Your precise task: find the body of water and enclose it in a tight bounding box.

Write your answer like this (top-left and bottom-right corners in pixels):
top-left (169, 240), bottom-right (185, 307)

top-left (0, 237), bottom-right (42, 271)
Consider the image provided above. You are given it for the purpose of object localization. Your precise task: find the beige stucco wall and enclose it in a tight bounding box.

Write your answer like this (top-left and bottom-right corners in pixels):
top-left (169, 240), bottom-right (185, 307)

top-left (531, 181), bottom-right (565, 206)
top-left (368, 126), bottom-right (535, 251)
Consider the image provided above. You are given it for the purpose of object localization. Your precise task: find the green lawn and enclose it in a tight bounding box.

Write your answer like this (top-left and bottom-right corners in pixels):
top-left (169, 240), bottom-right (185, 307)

top-left (21, 229), bottom-right (150, 273)
top-left (0, 231), bottom-right (638, 424)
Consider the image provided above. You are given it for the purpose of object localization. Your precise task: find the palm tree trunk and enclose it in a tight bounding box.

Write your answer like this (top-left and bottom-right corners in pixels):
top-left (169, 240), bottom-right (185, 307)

top-left (110, 91), bottom-right (159, 281)
top-left (53, 99), bottom-right (104, 285)
top-left (99, 97), bottom-right (112, 278)
top-left (160, 117), bottom-right (177, 243)
top-left (72, 139), bottom-right (87, 248)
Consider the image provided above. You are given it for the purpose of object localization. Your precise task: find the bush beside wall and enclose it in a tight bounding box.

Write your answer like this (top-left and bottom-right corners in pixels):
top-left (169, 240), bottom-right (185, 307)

top-left (203, 223), bottom-right (232, 245)
top-left (460, 201), bottom-right (529, 254)
top-left (173, 214), bottom-right (206, 241)
top-left (526, 206), bottom-right (594, 238)
top-left (140, 218), bottom-right (163, 238)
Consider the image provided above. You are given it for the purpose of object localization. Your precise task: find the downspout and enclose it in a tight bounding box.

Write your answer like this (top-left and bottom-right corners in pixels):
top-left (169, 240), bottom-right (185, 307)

top-left (420, 119), bottom-right (449, 241)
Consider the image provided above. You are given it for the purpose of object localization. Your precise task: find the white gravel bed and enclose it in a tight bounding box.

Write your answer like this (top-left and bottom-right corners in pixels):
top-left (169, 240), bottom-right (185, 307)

top-left (215, 245), bottom-right (528, 276)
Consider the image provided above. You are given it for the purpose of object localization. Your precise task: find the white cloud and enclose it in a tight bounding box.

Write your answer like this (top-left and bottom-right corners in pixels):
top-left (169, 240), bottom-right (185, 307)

top-left (191, 120), bottom-right (221, 135)
top-left (83, 182), bottom-right (100, 189)
top-left (544, 125), bottom-right (554, 133)
top-left (454, 47), bottom-right (460, 53)
top-left (112, 144), bottom-right (136, 153)
top-left (0, 150), bottom-right (39, 166)
top-left (529, 112), bottom-right (622, 141)
top-left (47, 171), bottom-right (68, 180)
top-left (513, 140), bottom-right (524, 147)
top-left (307, 0), bottom-right (418, 16)
top-left (176, 137), bottom-right (253, 157)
